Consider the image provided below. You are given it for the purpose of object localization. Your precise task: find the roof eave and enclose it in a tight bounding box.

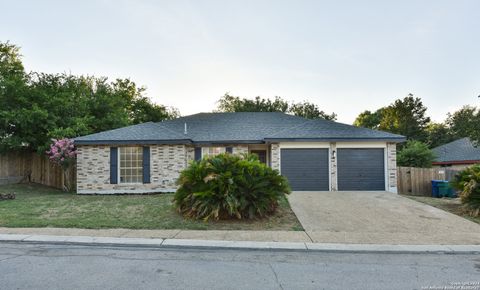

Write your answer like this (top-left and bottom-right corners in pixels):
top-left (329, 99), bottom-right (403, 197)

top-left (263, 137), bottom-right (406, 143)
top-left (192, 140), bottom-right (264, 145)
top-left (74, 139), bottom-right (192, 145)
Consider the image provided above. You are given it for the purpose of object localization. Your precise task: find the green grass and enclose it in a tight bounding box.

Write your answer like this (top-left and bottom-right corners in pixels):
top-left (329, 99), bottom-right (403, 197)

top-left (403, 195), bottom-right (480, 225)
top-left (0, 183), bottom-right (303, 231)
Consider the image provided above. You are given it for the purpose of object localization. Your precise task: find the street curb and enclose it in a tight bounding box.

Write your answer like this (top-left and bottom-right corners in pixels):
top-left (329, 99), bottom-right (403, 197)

top-left (1, 234), bottom-right (480, 254)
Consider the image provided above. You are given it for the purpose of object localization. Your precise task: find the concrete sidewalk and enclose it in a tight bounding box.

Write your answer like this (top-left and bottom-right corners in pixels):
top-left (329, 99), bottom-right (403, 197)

top-left (1, 232), bottom-right (480, 254)
top-left (0, 227), bottom-right (311, 242)
top-left (1, 227), bottom-right (480, 254)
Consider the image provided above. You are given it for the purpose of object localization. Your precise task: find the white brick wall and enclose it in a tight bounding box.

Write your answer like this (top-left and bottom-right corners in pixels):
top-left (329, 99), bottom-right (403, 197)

top-left (270, 144), bottom-right (280, 171)
top-left (77, 144), bottom-right (188, 194)
top-left (387, 142), bottom-right (398, 193)
top-left (232, 145), bottom-right (249, 155)
top-left (330, 142), bottom-right (337, 191)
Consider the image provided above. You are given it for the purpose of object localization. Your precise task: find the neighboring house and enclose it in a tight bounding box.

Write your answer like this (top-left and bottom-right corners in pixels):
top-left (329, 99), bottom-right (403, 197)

top-left (432, 137), bottom-right (480, 169)
top-left (74, 112), bottom-right (405, 194)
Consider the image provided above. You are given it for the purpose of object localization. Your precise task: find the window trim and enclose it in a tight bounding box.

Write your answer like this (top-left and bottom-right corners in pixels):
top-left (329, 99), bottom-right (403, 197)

top-left (202, 146), bottom-right (226, 157)
top-left (118, 146), bottom-right (144, 184)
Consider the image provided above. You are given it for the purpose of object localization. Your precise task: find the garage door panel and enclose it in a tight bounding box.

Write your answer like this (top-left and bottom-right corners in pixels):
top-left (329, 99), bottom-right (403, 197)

top-left (280, 148), bottom-right (329, 191)
top-left (337, 148), bottom-right (385, 191)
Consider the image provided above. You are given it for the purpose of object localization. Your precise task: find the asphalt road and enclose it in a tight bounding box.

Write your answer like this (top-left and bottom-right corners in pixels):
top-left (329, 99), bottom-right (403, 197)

top-left (1, 243), bottom-right (479, 290)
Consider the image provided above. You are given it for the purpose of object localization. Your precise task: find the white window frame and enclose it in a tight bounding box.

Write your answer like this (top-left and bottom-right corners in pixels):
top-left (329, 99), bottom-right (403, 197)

top-left (202, 146), bottom-right (226, 157)
top-left (118, 146), bottom-right (143, 184)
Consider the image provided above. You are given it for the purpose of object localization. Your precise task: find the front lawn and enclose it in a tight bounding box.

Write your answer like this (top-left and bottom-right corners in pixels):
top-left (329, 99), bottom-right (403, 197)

top-left (0, 183), bottom-right (303, 231)
top-left (404, 195), bottom-right (480, 225)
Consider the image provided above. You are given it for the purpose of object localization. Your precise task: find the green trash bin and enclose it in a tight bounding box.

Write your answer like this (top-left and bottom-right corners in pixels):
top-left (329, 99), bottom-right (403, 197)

top-left (437, 181), bottom-right (450, 197)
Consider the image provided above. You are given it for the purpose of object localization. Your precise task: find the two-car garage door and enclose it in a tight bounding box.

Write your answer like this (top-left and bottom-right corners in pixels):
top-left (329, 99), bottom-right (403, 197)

top-left (280, 148), bottom-right (385, 191)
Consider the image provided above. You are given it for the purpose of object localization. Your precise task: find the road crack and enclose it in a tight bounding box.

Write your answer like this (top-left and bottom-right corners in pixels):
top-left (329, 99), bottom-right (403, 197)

top-left (269, 263), bottom-right (284, 290)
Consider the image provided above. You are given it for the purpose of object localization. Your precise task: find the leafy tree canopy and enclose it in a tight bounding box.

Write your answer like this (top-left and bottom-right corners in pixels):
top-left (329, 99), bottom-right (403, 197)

top-left (216, 93), bottom-right (336, 120)
top-left (354, 96), bottom-right (480, 148)
top-left (378, 94), bottom-right (430, 141)
top-left (446, 105), bottom-right (480, 143)
top-left (424, 122), bottom-right (455, 149)
top-left (353, 108), bottom-right (384, 129)
top-left (0, 42), bottom-right (178, 153)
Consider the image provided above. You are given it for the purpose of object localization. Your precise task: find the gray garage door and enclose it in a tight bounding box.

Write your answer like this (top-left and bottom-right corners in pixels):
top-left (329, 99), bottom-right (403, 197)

top-left (337, 148), bottom-right (385, 191)
top-left (280, 148), bottom-right (329, 191)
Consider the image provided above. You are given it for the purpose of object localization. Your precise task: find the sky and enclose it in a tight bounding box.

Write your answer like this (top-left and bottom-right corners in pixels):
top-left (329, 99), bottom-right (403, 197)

top-left (1, 0), bottom-right (479, 124)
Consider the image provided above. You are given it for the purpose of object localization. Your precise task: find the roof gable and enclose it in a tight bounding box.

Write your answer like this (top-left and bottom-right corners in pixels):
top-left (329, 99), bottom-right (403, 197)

top-left (74, 112), bottom-right (405, 145)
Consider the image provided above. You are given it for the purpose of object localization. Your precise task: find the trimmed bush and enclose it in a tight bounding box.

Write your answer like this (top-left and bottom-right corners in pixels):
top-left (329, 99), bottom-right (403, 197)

top-left (174, 153), bottom-right (290, 221)
top-left (452, 164), bottom-right (480, 217)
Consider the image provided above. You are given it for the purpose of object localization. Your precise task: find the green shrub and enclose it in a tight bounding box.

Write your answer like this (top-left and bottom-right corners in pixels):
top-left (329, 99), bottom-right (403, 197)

top-left (452, 164), bottom-right (480, 216)
top-left (397, 140), bottom-right (435, 168)
top-left (174, 153), bottom-right (291, 221)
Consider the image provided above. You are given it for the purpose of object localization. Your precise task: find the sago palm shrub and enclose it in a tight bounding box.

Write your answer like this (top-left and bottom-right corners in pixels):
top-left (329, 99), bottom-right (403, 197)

top-left (174, 153), bottom-right (290, 221)
top-left (452, 164), bottom-right (480, 217)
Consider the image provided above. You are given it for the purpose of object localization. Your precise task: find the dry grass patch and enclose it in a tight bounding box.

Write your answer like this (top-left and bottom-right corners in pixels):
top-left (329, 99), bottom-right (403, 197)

top-left (404, 195), bottom-right (480, 225)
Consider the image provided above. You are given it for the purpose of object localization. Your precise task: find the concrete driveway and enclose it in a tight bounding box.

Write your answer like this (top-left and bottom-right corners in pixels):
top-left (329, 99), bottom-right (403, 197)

top-left (288, 191), bottom-right (480, 245)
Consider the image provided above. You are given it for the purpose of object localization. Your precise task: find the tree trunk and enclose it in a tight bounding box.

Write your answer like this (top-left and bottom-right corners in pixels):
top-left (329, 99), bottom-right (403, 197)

top-left (63, 167), bottom-right (72, 192)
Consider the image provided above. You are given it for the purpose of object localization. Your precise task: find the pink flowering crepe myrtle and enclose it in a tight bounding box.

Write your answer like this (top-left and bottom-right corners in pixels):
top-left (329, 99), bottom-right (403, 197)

top-left (46, 138), bottom-right (77, 169)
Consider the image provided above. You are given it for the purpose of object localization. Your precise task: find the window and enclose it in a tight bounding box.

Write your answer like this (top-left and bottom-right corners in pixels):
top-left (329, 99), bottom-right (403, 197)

top-left (119, 147), bottom-right (143, 183)
top-left (202, 147), bottom-right (225, 157)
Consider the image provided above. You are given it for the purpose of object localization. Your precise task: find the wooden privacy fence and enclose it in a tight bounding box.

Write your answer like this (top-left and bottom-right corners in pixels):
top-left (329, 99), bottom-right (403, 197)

top-left (397, 166), bottom-right (459, 196)
top-left (0, 151), bottom-right (76, 190)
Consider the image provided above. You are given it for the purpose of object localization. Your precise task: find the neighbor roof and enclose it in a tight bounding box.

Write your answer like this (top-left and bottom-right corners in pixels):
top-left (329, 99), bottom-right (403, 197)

top-left (74, 112), bottom-right (405, 145)
top-left (432, 137), bottom-right (480, 164)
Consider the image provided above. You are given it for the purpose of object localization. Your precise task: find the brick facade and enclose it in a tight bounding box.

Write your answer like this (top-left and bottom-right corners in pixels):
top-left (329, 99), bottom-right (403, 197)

top-left (77, 142), bottom-right (399, 194)
top-left (232, 144), bottom-right (249, 155)
top-left (78, 144), bottom-right (266, 194)
top-left (270, 144), bottom-right (280, 171)
top-left (387, 142), bottom-right (398, 193)
top-left (77, 144), bottom-right (188, 194)
top-left (329, 142), bottom-right (337, 191)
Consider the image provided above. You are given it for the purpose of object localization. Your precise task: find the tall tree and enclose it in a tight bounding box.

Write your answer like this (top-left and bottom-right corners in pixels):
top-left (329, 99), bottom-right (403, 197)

top-left (289, 101), bottom-right (336, 120)
top-left (217, 94), bottom-right (289, 113)
top-left (353, 109), bottom-right (384, 129)
top-left (130, 96), bottom-right (179, 124)
top-left (378, 94), bottom-right (430, 141)
top-left (446, 106), bottom-right (480, 143)
top-left (0, 42), bottom-right (29, 152)
top-left (424, 122), bottom-right (454, 148)
top-left (216, 93), bottom-right (336, 120)
top-left (0, 41), bottom-right (178, 153)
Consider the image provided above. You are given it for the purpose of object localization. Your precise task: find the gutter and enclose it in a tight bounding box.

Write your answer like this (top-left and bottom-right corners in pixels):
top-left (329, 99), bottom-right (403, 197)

top-left (74, 139), bottom-right (193, 145)
top-left (263, 137), bottom-right (406, 143)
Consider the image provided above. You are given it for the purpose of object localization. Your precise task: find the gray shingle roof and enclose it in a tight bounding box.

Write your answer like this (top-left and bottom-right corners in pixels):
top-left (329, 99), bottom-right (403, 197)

top-left (432, 138), bottom-right (480, 163)
top-left (74, 112), bottom-right (405, 145)
top-left (74, 122), bottom-right (191, 144)
top-left (264, 118), bottom-right (404, 141)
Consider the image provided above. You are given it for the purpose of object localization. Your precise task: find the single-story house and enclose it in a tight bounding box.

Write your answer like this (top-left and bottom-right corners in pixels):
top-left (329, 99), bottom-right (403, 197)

top-left (432, 137), bottom-right (480, 169)
top-left (74, 112), bottom-right (405, 194)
